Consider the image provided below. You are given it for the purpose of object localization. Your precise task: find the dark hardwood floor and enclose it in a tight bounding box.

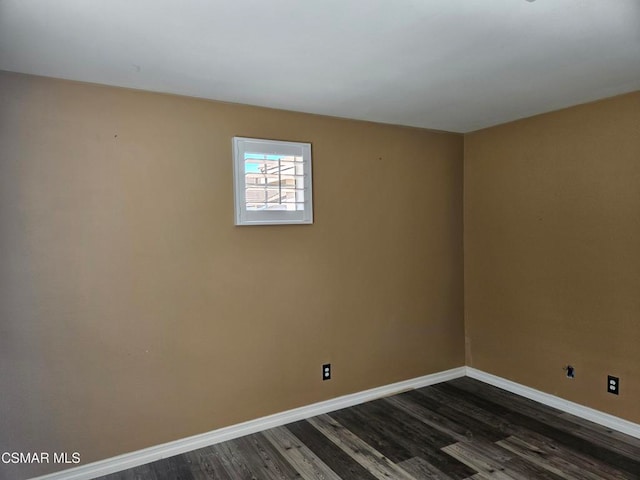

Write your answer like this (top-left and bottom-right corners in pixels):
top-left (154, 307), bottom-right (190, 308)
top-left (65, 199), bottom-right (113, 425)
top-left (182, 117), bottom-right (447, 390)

top-left (97, 377), bottom-right (640, 479)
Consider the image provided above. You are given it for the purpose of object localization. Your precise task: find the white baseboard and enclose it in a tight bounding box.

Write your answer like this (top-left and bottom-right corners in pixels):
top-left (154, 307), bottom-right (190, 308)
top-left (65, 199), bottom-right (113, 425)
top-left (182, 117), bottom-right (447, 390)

top-left (31, 366), bottom-right (640, 480)
top-left (466, 367), bottom-right (640, 439)
top-left (31, 367), bottom-right (466, 480)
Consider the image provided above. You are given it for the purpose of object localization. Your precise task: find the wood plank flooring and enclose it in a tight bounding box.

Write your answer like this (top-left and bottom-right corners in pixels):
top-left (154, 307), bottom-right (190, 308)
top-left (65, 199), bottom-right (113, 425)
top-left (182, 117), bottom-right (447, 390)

top-left (97, 377), bottom-right (640, 479)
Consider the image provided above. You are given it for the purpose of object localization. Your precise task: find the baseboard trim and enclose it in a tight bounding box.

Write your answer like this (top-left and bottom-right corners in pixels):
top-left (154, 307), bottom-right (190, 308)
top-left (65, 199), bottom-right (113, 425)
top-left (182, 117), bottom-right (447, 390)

top-left (31, 367), bottom-right (466, 480)
top-left (466, 367), bottom-right (640, 439)
top-left (32, 366), bottom-right (640, 479)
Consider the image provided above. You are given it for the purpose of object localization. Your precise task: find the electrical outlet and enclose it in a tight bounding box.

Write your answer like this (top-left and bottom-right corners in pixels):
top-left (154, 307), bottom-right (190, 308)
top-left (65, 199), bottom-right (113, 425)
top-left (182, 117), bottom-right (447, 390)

top-left (565, 365), bottom-right (575, 378)
top-left (322, 363), bottom-right (331, 381)
top-left (607, 375), bottom-right (619, 395)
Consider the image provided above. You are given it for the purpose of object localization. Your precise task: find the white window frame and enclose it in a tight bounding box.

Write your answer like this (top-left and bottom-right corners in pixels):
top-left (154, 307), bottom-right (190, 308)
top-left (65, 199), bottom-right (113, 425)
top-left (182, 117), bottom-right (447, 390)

top-left (232, 137), bottom-right (313, 225)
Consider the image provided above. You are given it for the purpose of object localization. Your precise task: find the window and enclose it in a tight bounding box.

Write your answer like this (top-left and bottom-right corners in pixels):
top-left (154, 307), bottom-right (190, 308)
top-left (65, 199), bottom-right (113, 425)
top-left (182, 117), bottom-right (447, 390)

top-left (233, 137), bottom-right (313, 225)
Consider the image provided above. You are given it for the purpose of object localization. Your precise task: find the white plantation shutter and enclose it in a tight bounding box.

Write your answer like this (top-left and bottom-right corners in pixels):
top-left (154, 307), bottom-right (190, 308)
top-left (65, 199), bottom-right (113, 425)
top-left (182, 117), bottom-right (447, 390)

top-left (233, 137), bottom-right (313, 225)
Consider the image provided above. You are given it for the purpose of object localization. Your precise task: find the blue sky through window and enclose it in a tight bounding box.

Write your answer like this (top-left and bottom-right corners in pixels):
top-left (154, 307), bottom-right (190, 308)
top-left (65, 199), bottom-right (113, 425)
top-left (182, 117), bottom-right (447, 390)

top-left (244, 153), bottom-right (282, 173)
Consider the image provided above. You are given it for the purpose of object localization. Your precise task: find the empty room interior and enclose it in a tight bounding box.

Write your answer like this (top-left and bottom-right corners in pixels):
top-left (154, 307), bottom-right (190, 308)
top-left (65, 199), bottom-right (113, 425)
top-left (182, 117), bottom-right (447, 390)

top-left (1, 1), bottom-right (639, 479)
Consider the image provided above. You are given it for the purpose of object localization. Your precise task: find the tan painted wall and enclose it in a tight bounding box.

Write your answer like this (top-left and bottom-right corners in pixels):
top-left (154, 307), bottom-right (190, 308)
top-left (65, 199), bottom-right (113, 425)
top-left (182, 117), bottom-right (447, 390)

top-left (465, 92), bottom-right (640, 424)
top-left (0, 71), bottom-right (464, 478)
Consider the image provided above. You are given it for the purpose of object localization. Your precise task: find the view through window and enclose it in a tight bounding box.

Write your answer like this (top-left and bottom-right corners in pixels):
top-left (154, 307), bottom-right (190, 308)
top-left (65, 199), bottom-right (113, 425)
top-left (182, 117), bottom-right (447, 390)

top-left (244, 153), bottom-right (305, 211)
top-left (233, 137), bottom-right (312, 225)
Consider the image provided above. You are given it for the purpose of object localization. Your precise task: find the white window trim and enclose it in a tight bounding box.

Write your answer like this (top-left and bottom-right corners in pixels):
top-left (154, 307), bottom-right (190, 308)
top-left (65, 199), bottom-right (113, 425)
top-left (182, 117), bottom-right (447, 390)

top-left (232, 137), bottom-right (313, 226)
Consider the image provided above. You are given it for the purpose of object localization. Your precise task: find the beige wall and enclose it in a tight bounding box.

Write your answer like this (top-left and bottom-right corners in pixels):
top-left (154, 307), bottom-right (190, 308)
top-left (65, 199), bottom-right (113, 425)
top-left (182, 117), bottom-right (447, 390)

top-left (5, 68), bottom-right (637, 480)
top-left (0, 71), bottom-right (464, 478)
top-left (465, 92), bottom-right (640, 424)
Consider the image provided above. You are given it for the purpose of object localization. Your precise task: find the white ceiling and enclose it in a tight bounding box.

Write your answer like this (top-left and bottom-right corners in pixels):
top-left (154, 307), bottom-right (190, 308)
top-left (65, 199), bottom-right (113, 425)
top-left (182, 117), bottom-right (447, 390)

top-left (1, 0), bottom-right (639, 132)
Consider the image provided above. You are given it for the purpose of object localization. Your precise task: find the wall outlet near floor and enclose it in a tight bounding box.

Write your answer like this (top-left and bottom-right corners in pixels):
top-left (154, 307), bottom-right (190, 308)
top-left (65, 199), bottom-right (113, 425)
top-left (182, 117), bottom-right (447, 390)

top-left (565, 365), bottom-right (575, 378)
top-left (322, 363), bottom-right (331, 381)
top-left (607, 375), bottom-right (619, 395)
